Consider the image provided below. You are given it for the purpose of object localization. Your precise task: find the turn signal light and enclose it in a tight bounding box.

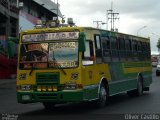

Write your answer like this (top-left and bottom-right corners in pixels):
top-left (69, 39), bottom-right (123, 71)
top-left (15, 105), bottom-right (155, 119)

top-left (37, 86), bottom-right (58, 92)
top-left (47, 86), bottom-right (53, 92)
top-left (37, 86), bottom-right (42, 92)
top-left (42, 86), bottom-right (46, 92)
top-left (53, 86), bottom-right (58, 91)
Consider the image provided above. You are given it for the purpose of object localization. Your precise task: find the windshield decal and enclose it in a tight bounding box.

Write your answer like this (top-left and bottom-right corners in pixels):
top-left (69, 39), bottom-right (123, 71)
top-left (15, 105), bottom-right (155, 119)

top-left (20, 43), bottom-right (49, 63)
top-left (49, 42), bottom-right (78, 68)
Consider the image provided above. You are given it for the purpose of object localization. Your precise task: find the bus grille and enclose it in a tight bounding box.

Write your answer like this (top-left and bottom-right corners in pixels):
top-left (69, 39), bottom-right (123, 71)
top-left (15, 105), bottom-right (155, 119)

top-left (36, 93), bottom-right (58, 100)
top-left (36, 72), bottom-right (59, 84)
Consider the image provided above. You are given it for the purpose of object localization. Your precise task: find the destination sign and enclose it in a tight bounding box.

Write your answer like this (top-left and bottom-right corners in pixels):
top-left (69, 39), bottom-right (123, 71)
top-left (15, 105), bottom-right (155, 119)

top-left (49, 61), bottom-right (77, 68)
top-left (22, 32), bottom-right (79, 42)
top-left (49, 42), bottom-right (76, 51)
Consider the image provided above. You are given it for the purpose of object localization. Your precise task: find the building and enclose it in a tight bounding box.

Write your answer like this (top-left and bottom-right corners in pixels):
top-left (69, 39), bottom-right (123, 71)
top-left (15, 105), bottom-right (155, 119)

top-left (0, 0), bottom-right (62, 52)
top-left (0, 0), bottom-right (19, 54)
top-left (0, 0), bottom-right (19, 79)
top-left (0, 0), bottom-right (62, 79)
top-left (19, 0), bottom-right (62, 30)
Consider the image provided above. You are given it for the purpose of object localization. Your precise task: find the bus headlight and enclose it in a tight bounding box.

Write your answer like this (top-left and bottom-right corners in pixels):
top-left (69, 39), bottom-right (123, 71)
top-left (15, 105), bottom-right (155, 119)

top-left (19, 73), bottom-right (26, 80)
top-left (64, 82), bottom-right (77, 90)
top-left (21, 85), bottom-right (32, 91)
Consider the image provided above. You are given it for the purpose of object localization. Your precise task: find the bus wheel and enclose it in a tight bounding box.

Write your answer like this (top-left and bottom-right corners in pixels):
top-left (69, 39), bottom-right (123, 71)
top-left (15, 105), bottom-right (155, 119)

top-left (127, 76), bottom-right (143, 97)
top-left (136, 76), bottom-right (143, 96)
top-left (96, 83), bottom-right (108, 107)
top-left (43, 102), bottom-right (56, 110)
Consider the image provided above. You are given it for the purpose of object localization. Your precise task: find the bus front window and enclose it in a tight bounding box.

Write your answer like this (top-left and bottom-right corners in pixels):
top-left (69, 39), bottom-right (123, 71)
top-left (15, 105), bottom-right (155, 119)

top-left (19, 42), bottom-right (78, 69)
top-left (19, 43), bottom-right (49, 69)
top-left (49, 42), bottom-right (78, 68)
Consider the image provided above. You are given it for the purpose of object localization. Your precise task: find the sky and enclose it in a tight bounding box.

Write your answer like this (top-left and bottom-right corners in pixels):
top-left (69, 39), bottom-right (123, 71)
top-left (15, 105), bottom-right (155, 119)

top-left (52, 0), bottom-right (160, 54)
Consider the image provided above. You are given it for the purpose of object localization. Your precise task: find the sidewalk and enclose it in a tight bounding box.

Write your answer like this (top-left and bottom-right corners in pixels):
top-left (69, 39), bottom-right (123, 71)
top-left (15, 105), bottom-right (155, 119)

top-left (0, 79), bottom-right (16, 85)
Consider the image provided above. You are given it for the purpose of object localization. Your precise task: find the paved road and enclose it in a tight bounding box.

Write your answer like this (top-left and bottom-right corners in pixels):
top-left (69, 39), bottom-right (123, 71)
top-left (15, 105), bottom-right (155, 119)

top-left (0, 68), bottom-right (160, 120)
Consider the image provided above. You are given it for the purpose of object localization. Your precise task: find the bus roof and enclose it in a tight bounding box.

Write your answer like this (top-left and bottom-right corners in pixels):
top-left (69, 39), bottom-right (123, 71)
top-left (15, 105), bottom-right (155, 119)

top-left (20, 26), bottom-right (149, 42)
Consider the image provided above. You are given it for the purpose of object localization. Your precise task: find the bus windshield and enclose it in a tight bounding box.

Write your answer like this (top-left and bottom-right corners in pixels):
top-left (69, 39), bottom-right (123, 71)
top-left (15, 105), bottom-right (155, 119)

top-left (19, 42), bottom-right (78, 69)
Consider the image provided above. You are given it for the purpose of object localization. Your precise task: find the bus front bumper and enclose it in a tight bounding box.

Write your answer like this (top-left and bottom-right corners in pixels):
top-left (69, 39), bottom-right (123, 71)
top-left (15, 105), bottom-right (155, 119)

top-left (17, 90), bottom-right (84, 103)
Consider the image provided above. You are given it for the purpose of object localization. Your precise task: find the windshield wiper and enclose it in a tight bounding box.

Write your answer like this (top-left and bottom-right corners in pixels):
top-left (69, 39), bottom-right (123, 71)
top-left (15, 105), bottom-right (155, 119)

top-left (29, 52), bottom-right (35, 76)
top-left (53, 58), bottom-right (67, 75)
top-left (29, 63), bottom-right (34, 76)
top-left (51, 51), bottom-right (67, 75)
top-left (54, 58), bottom-right (67, 75)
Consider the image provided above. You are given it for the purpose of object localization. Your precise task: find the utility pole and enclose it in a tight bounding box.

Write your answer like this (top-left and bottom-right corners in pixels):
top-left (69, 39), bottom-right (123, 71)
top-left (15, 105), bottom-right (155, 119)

top-left (57, 0), bottom-right (58, 20)
top-left (93, 21), bottom-right (102, 28)
top-left (107, 1), bottom-right (119, 31)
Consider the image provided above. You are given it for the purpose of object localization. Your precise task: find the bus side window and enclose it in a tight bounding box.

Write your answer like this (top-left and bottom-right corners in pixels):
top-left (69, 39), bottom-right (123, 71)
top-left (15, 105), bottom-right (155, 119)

top-left (119, 38), bottom-right (125, 61)
top-left (147, 43), bottom-right (151, 60)
top-left (110, 37), bottom-right (119, 62)
top-left (82, 41), bottom-right (94, 65)
top-left (94, 35), bottom-right (103, 63)
top-left (137, 41), bottom-right (143, 61)
top-left (95, 35), bottom-right (101, 49)
top-left (101, 37), bottom-right (111, 62)
top-left (142, 42), bottom-right (146, 60)
top-left (125, 39), bottom-right (132, 61)
top-left (132, 40), bottom-right (138, 61)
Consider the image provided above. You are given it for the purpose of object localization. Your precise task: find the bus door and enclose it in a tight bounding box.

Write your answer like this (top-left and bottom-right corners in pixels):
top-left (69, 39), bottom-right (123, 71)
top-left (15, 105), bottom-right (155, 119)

top-left (94, 34), bottom-right (108, 83)
top-left (82, 40), bottom-right (97, 100)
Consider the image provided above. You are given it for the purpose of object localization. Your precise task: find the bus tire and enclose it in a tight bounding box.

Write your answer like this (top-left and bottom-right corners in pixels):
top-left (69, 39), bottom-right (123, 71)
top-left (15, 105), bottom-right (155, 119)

top-left (127, 75), bottom-right (143, 97)
top-left (43, 102), bottom-right (56, 110)
top-left (96, 82), bottom-right (108, 107)
top-left (135, 75), bottom-right (143, 96)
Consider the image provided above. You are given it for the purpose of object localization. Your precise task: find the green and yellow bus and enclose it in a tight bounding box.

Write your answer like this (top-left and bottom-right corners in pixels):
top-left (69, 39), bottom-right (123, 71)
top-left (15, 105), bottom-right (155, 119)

top-left (16, 21), bottom-right (152, 109)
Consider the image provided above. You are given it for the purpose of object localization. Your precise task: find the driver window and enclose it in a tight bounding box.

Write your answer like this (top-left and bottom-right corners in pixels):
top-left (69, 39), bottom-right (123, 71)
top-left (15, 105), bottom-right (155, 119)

top-left (82, 41), bottom-right (94, 65)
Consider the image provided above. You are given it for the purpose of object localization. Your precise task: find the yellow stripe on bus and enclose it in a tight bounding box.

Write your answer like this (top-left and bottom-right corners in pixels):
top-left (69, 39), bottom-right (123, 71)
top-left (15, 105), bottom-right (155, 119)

top-left (123, 67), bottom-right (152, 73)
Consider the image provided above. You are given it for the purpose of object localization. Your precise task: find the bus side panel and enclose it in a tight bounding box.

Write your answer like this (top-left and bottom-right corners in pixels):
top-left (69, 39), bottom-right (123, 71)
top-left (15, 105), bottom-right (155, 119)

top-left (108, 62), bottom-right (152, 96)
top-left (82, 64), bottom-right (111, 101)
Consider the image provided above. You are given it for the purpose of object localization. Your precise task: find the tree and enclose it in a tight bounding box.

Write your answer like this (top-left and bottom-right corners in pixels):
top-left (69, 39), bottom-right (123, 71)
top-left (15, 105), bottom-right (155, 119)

top-left (157, 38), bottom-right (160, 54)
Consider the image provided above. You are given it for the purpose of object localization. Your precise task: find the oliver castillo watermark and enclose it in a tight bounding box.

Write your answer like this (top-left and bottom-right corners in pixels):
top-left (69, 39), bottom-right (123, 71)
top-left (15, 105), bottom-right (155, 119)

top-left (2, 113), bottom-right (18, 120)
top-left (125, 114), bottom-right (160, 120)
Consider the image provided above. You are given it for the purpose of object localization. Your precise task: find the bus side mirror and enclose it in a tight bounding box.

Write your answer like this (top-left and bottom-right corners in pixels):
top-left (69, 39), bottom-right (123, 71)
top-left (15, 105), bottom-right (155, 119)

top-left (8, 37), bottom-right (19, 44)
top-left (78, 32), bottom-right (86, 52)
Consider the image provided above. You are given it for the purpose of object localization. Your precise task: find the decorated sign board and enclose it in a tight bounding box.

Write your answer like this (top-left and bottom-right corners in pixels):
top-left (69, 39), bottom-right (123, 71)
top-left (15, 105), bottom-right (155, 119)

top-left (22, 32), bottom-right (79, 42)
